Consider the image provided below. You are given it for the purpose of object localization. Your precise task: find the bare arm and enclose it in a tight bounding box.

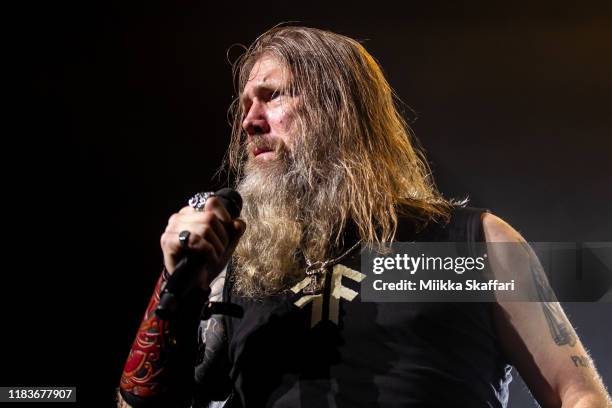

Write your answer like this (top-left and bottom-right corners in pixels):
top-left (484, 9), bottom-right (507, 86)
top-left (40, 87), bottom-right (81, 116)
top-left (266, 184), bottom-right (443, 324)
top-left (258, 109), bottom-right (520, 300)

top-left (483, 213), bottom-right (611, 407)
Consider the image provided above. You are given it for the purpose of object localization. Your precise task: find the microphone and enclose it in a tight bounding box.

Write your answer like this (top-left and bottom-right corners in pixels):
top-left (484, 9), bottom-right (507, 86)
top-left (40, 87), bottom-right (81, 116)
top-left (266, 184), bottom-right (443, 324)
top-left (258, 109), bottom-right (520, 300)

top-left (155, 188), bottom-right (242, 319)
top-left (213, 188), bottom-right (243, 219)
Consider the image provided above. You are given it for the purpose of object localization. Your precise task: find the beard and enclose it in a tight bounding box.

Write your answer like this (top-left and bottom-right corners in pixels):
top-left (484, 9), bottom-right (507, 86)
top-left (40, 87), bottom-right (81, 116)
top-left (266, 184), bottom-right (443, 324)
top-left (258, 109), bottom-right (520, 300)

top-left (231, 132), bottom-right (348, 298)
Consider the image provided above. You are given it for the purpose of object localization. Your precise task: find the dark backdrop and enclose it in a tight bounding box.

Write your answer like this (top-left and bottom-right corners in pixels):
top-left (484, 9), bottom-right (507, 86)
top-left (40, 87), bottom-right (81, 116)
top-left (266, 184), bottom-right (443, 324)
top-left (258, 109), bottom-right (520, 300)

top-left (6, 1), bottom-right (611, 406)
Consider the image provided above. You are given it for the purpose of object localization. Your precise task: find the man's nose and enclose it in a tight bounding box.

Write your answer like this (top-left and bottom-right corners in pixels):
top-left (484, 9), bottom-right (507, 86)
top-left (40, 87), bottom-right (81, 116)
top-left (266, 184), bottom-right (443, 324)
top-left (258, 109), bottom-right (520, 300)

top-left (242, 100), bottom-right (270, 136)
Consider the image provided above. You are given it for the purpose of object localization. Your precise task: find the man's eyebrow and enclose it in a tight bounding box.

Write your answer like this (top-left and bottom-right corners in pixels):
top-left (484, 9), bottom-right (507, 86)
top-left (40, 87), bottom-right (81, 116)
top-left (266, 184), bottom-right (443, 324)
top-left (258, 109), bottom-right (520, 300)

top-left (240, 81), bottom-right (283, 103)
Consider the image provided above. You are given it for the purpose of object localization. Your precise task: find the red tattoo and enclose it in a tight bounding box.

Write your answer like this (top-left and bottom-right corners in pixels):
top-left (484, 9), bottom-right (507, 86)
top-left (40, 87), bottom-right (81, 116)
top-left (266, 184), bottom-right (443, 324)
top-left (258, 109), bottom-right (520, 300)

top-left (120, 273), bottom-right (173, 398)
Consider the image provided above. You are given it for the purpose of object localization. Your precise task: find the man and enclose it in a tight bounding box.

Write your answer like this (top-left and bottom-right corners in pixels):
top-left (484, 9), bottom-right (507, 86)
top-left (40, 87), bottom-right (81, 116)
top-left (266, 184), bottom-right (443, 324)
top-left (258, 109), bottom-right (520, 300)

top-left (118, 26), bottom-right (610, 407)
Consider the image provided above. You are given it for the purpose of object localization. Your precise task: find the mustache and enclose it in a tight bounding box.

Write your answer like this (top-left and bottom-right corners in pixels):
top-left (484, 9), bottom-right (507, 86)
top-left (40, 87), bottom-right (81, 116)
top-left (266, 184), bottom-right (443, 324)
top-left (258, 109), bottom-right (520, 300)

top-left (244, 137), bottom-right (293, 165)
top-left (246, 137), bottom-right (277, 153)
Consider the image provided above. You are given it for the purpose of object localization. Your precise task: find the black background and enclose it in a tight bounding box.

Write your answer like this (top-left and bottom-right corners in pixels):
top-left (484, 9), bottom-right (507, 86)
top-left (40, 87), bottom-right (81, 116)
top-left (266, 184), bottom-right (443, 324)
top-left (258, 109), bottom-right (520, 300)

top-left (5, 1), bottom-right (611, 406)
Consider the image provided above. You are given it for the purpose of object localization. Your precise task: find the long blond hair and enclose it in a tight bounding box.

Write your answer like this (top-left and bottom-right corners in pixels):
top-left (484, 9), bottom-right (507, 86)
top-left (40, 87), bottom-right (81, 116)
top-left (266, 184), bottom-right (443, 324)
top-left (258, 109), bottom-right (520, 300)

top-left (226, 26), bottom-right (452, 296)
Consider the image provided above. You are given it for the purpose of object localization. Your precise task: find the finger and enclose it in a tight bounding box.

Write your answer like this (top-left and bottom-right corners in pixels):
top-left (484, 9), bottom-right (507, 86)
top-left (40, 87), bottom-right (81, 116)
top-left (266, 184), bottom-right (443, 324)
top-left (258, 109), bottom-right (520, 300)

top-left (175, 227), bottom-right (224, 262)
top-left (234, 219), bottom-right (246, 238)
top-left (191, 238), bottom-right (220, 265)
top-left (166, 212), bottom-right (229, 252)
top-left (197, 225), bottom-right (226, 257)
top-left (169, 222), bottom-right (226, 257)
top-left (178, 206), bottom-right (195, 215)
top-left (160, 230), bottom-right (184, 256)
top-left (204, 196), bottom-right (232, 223)
top-left (207, 215), bottom-right (230, 248)
top-left (165, 211), bottom-right (197, 232)
top-left (174, 212), bottom-right (229, 247)
top-left (224, 219), bottom-right (247, 256)
top-left (163, 229), bottom-right (222, 263)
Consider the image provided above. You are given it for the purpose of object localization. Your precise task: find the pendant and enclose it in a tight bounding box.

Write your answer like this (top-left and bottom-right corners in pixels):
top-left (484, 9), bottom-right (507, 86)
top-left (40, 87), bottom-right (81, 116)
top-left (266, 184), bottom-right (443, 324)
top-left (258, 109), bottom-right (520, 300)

top-left (302, 262), bottom-right (327, 295)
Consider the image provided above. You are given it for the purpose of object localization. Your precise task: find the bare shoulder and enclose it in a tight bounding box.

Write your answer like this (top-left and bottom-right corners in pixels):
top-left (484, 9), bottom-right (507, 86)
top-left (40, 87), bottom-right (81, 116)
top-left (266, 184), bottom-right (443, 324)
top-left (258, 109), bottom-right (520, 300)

top-left (481, 212), bottom-right (523, 243)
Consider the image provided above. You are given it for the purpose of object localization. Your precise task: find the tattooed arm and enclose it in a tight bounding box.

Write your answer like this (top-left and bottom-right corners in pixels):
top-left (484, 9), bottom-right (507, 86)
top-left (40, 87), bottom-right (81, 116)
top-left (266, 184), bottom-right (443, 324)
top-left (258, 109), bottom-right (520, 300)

top-left (117, 270), bottom-right (210, 407)
top-left (117, 270), bottom-right (232, 408)
top-left (483, 214), bottom-right (611, 408)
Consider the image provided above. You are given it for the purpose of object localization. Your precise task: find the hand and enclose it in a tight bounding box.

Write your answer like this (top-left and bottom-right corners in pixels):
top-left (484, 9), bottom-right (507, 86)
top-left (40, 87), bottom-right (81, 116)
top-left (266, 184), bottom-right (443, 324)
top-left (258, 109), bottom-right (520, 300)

top-left (160, 197), bottom-right (246, 288)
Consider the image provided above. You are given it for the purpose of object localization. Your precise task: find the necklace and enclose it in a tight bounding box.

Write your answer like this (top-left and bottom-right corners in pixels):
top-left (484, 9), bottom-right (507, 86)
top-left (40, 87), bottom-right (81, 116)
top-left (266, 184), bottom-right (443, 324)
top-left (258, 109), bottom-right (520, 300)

top-left (301, 240), bottom-right (362, 295)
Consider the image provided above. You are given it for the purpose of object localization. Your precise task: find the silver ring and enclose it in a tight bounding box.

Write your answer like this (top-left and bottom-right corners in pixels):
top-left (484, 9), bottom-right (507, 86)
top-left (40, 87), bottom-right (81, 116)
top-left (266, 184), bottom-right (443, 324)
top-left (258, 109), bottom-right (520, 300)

top-left (188, 191), bottom-right (215, 212)
top-left (178, 230), bottom-right (191, 249)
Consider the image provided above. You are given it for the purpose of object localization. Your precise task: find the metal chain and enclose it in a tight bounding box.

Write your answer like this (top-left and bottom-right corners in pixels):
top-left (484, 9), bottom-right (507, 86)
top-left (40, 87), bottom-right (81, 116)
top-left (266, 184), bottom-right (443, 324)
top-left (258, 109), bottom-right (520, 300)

top-left (302, 240), bottom-right (362, 295)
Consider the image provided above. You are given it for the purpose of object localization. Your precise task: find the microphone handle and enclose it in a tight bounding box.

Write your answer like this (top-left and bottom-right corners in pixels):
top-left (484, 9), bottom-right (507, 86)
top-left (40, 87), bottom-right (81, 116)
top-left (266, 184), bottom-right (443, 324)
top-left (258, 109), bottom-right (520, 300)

top-left (156, 252), bottom-right (207, 319)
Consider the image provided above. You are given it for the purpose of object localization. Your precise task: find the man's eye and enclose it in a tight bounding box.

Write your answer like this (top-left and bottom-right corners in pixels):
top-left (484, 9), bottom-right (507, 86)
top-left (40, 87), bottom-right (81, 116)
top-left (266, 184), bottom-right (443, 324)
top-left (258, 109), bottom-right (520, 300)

top-left (270, 90), bottom-right (282, 100)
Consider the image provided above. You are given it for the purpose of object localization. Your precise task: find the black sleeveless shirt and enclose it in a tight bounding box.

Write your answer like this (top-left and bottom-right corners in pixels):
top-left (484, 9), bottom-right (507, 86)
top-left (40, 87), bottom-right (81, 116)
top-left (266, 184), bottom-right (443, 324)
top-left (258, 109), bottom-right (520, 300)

top-left (205, 207), bottom-right (513, 408)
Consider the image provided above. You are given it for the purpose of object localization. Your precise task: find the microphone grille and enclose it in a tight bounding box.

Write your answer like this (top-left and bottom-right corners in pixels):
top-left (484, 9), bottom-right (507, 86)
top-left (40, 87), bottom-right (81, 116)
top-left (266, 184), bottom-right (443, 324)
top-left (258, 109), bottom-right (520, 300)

top-left (214, 188), bottom-right (243, 218)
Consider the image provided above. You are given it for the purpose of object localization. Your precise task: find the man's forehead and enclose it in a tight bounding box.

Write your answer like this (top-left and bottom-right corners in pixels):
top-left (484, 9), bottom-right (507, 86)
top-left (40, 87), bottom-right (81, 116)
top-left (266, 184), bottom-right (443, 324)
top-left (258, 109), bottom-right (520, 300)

top-left (244, 57), bottom-right (288, 89)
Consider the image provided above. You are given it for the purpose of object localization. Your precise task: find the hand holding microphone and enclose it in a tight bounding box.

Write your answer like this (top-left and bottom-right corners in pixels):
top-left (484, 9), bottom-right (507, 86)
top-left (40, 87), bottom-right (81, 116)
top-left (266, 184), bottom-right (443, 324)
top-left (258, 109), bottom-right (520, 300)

top-left (120, 189), bottom-right (245, 404)
top-left (157, 188), bottom-right (245, 318)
